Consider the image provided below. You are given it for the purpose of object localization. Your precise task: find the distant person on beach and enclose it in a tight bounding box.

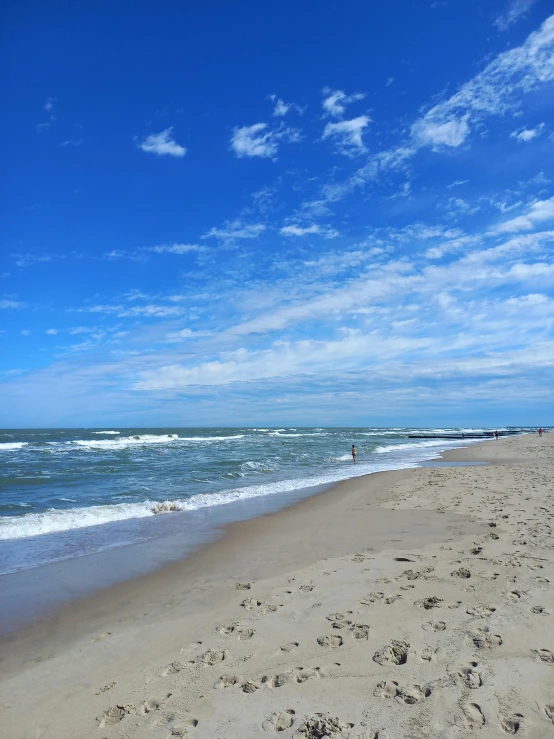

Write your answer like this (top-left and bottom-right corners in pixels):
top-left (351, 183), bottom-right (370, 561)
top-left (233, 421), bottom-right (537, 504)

top-left (494, 430), bottom-right (499, 439)
top-left (352, 444), bottom-right (357, 463)
top-left (538, 427), bottom-right (543, 436)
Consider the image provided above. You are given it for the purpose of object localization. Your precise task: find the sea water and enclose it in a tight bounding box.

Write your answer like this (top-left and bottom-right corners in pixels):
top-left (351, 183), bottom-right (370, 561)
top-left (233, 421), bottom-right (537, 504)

top-left (0, 427), bottom-right (522, 575)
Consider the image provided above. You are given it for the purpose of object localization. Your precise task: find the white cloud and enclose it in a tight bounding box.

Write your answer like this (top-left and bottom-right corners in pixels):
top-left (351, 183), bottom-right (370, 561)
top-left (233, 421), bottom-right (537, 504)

top-left (230, 123), bottom-right (301, 159)
top-left (43, 97), bottom-right (55, 112)
top-left (316, 15), bottom-right (554, 204)
top-left (137, 127), bottom-right (187, 157)
top-left (494, 0), bottom-right (538, 31)
top-left (203, 220), bottom-right (266, 243)
top-left (59, 139), bottom-right (83, 148)
top-left (386, 77), bottom-right (395, 86)
top-left (322, 88), bottom-right (366, 118)
top-left (322, 116), bottom-right (370, 155)
top-left (147, 243), bottom-right (205, 254)
top-left (46, 329), bottom-right (59, 335)
top-left (0, 300), bottom-right (26, 309)
top-left (83, 304), bottom-right (185, 318)
top-left (493, 196), bottom-right (554, 233)
top-left (280, 224), bottom-right (339, 238)
top-left (269, 95), bottom-right (304, 117)
top-left (510, 123), bottom-right (545, 141)
top-left (21, 330), bottom-right (30, 336)
top-left (411, 114), bottom-right (470, 148)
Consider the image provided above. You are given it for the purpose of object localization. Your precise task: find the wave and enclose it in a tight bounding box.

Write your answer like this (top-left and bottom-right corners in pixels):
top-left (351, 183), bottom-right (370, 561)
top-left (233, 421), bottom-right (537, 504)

top-left (91, 431), bottom-right (121, 435)
top-left (67, 434), bottom-right (246, 450)
top-left (0, 442), bottom-right (28, 451)
top-left (374, 439), bottom-right (468, 454)
top-left (0, 452), bottom-right (431, 540)
top-left (268, 432), bottom-right (324, 437)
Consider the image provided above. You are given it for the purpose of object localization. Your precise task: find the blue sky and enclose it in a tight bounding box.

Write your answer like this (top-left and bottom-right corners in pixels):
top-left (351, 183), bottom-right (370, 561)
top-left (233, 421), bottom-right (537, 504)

top-left (1, 0), bottom-right (553, 428)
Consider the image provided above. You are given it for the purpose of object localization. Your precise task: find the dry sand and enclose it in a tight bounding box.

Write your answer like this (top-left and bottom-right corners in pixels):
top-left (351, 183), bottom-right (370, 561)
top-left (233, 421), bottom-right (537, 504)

top-left (0, 433), bottom-right (553, 738)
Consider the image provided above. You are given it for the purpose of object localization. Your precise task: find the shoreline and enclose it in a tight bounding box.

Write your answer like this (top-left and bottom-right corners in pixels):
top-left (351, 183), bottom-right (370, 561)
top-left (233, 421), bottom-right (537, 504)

top-left (1, 432), bottom-right (552, 738)
top-left (0, 436), bottom-right (490, 633)
top-left (0, 437), bottom-right (494, 636)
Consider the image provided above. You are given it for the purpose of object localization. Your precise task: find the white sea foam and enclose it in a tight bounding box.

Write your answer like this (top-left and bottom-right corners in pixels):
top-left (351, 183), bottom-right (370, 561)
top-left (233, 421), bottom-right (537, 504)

top-left (67, 433), bottom-right (245, 450)
top-left (0, 442), bottom-right (28, 451)
top-left (91, 431), bottom-right (121, 435)
top-left (0, 435), bottom-right (478, 541)
top-left (268, 432), bottom-right (324, 437)
top-left (374, 439), bottom-right (468, 454)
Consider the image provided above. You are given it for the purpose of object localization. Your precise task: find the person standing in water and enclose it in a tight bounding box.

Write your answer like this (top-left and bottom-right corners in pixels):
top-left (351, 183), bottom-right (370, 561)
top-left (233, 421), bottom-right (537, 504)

top-left (352, 444), bottom-right (357, 463)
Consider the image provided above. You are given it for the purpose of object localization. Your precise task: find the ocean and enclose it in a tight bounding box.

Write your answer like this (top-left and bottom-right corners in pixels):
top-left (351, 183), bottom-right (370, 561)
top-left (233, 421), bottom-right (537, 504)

top-left (0, 426), bottom-right (520, 577)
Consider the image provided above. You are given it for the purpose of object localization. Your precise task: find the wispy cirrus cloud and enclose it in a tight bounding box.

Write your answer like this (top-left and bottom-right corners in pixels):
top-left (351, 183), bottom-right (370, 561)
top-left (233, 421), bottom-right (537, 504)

top-left (146, 243), bottom-right (206, 254)
top-left (0, 299), bottom-right (26, 309)
top-left (280, 223), bottom-right (339, 238)
top-left (492, 196), bottom-right (554, 233)
top-left (494, 0), bottom-right (539, 31)
top-left (230, 122), bottom-right (301, 159)
top-left (137, 127), bottom-right (187, 157)
top-left (202, 220), bottom-right (266, 243)
top-left (268, 94), bottom-right (304, 117)
top-left (510, 122), bottom-right (545, 141)
top-left (37, 97), bottom-right (57, 132)
top-left (81, 304), bottom-right (185, 318)
top-left (314, 15), bottom-right (554, 204)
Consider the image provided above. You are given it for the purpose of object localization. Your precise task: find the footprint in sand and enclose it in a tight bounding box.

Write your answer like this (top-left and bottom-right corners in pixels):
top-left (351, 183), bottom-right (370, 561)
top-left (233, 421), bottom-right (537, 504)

top-left (374, 680), bottom-right (399, 699)
top-left (351, 624), bottom-right (370, 640)
top-left (280, 642), bottom-right (299, 652)
top-left (98, 704), bottom-right (133, 728)
top-left (499, 712), bottom-right (523, 734)
top-left (236, 582), bottom-right (252, 590)
top-left (317, 635), bottom-right (343, 648)
top-left (452, 567), bottom-right (472, 579)
top-left (456, 662), bottom-right (483, 689)
top-left (330, 618), bottom-right (353, 629)
top-left (459, 703), bottom-right (486, 730)
top-left (140, 693), bottom-right (171, 715)
top-left (420, 646), bottom-right (441, 662)
top-left (534, 648), bottom-right (554, 664)
top-left (360, 592), bottom-right (384, 605)
top-left (216, 623), bottom-right (238, 635)
top-left (415, 596), bottom-right (443, 610)
top-left (506, 590), bottom-right (526, 602)
top-left (544, 704), bottom-right (554, 724)
top-left (241, 597), bottom-right (262, 609)
top-left (168, 716), bottom-right (199, 736)
top-left (90, 632), bottom-right (112, 644)
top-left (189, 649), bottom-right (227, 667)
top-left (466, 605), bottom-right (496, 618)
top-left (262, 709), bottom-right (296, 732)
top-left (396, 684), bottom-right (431, 705)
top-left (327, 611), bottom-right (353, 621)
top-left (293, 714), bottom-right (354, 738)
top-left (95, 682), bottom-right (116, 695)
top-left (161, 661), bottom-right (187, 676)
top-left (530, 605), bottom-right (550, 615)
top-left (373, 640), bottom-right (409, 666)
top-left (472, 630), bottom-right (503, 649)
top-left (299, 584), bottom-right (315, 592)
top-left (214, 674), bottom-right (243, 689)
top-left (422, 620), bottom-right (446, 632)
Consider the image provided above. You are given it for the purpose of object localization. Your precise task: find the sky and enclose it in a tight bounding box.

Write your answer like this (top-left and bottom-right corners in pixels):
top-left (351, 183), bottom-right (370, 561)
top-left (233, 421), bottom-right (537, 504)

top-left (1, 0), bottom-right (553, 428)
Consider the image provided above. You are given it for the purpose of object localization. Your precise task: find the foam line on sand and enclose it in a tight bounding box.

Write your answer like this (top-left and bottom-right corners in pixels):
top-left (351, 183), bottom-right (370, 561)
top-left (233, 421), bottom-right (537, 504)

top-left (0, 433), bottom-right (553, 738)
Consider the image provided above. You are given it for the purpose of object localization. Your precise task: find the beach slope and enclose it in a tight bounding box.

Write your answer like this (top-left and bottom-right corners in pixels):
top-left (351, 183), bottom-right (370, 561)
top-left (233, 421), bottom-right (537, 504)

top-left (1, 433), bottom-right (553, 738)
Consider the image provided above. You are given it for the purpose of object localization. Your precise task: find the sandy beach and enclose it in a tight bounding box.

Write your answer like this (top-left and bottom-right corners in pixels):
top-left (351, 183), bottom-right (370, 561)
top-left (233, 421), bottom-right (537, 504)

top-left (1, 433), bottom-right (553, 738)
